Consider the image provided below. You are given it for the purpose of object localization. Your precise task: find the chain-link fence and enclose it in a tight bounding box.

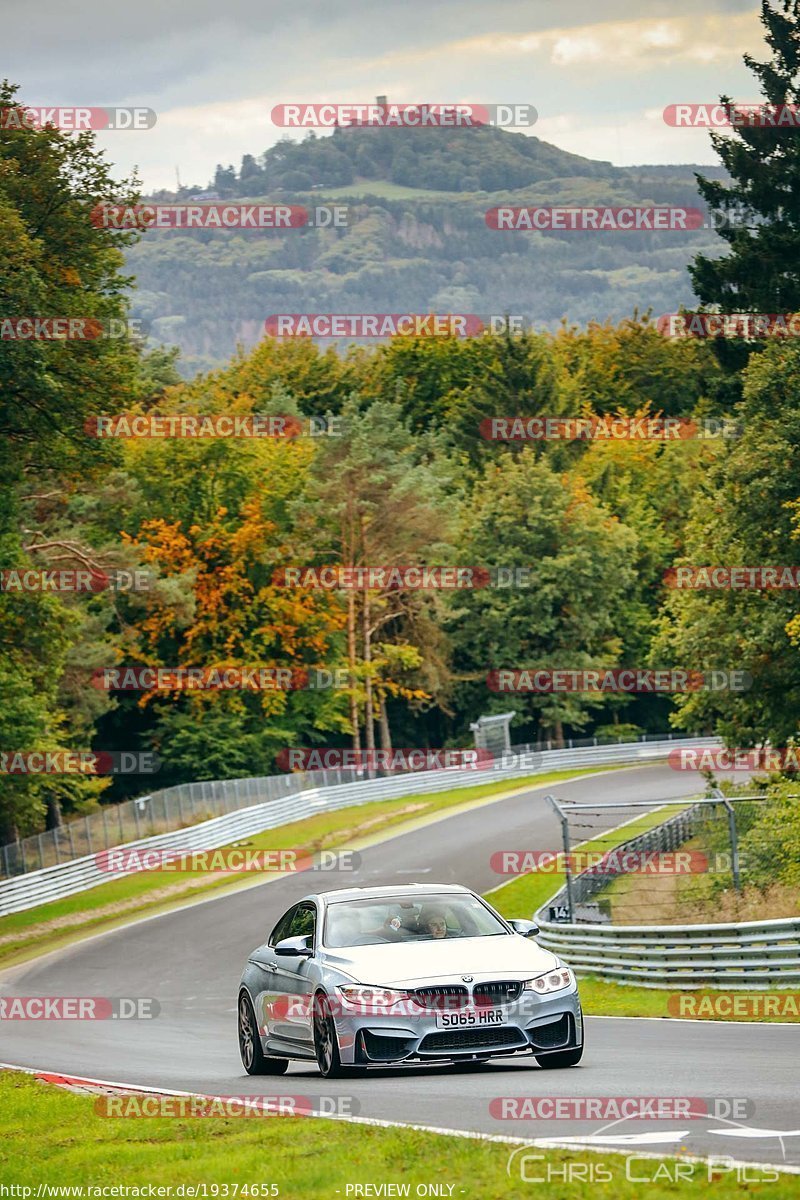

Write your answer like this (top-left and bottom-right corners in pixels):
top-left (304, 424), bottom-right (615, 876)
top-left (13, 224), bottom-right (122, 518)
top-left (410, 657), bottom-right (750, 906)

top-left (541, 792), bottom-right (780, 925)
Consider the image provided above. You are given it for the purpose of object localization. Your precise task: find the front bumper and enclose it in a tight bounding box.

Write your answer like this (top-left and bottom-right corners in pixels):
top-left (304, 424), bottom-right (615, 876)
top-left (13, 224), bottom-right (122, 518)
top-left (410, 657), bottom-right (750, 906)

top-left (334, 989), bottom-right (583, 1065)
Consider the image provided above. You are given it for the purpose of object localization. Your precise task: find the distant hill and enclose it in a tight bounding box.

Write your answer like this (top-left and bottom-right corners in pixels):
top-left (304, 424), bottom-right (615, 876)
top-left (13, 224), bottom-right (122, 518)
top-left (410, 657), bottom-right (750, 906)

top-left (128, 124), bottom-right (730, 375)
top-left (211, 123), bottom-right (622, 195)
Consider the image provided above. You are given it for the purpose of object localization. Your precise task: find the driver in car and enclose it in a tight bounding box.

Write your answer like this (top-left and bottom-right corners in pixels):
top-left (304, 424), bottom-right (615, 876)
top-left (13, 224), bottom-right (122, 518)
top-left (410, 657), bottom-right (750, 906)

top-left (418, 906), bottom-right (449, 939)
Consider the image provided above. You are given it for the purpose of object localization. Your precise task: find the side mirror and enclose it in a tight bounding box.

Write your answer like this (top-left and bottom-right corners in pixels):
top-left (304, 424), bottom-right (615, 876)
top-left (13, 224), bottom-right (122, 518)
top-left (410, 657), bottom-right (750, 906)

top-left (508, 918), bottom-right (540, 938)
top-left (274, 935), bottom-right (314, 957)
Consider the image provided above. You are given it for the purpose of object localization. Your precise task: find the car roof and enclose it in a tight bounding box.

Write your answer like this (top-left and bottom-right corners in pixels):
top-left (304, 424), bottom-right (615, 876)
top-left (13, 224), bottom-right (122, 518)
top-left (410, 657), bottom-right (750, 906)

top-left (301, 883), bottom-right (473, 907)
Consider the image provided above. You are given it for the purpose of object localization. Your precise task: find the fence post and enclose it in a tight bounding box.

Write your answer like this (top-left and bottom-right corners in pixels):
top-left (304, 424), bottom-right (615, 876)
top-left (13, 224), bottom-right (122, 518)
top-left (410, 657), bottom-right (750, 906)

top-left (2, 841), bottom-right (10, 878)
top-left (102, 805), bottom-right (110, 849)
top-left (546, 794), bottom-right (575, 923)
top-left (37, 833), bottom-right (45, 870)
top-left (710, 787), bottom-right (741, 893)
top-left (723, 798), bottom-right (741, 893)
top-left (85, 816), bottom-right (93, 854)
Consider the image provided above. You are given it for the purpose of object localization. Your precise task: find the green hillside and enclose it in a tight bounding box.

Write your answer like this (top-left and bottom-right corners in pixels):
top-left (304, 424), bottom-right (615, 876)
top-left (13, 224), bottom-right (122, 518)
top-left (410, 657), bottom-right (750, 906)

top-left (129, 124), bottom-right (729, 375)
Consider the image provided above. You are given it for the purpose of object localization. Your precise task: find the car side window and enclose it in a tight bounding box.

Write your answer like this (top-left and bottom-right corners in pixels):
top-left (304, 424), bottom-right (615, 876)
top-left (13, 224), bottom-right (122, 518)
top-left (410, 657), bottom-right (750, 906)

top-left (269, 906), bottom-right (297, 947)
top-left (288, 903), bottom-right (316, 943)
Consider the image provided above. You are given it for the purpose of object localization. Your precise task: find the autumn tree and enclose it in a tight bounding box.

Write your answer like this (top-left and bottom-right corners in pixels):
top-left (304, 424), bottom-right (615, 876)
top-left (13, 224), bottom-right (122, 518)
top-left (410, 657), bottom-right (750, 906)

top-left (293, 397), bottom-right (454, 755)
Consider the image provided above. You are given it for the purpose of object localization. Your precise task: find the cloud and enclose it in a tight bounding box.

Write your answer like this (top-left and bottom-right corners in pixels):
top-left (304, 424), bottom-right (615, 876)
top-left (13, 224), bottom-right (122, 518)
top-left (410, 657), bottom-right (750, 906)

top-left (444, 11), bottom-right (760, 69)
top-left (4, 0), bottom-right (764, 188)
top-left (535, 106), bottom-right (725, 167)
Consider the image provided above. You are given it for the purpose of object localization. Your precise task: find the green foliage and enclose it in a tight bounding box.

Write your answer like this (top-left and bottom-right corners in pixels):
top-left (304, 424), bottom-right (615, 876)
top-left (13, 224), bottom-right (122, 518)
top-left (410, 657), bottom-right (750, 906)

top-left (0, 81), bottom-right (148, 836)
top-left (9, 16), bottom-right (800, 852)
top-left (238, 124), bottom-right (617, 197)
top-left (739, 780), bottom-right (800, 889)
top-left (691, 0), bottom-right (800, 311)
top-left (0, 80), bottom-right (142, 480)
top-left (654, 341), bottom-right (800, 746)
top-left (447, 451), bottom-right (639, 738)
top-left (593, 723), bottom-right (644, 742)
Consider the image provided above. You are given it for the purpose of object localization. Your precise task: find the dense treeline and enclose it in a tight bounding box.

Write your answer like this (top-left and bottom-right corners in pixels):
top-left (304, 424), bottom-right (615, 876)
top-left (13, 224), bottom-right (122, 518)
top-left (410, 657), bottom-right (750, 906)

top-left (3, 258), bottom-right (791, 840)
top-left (4, 0), bottom-right (800, 841)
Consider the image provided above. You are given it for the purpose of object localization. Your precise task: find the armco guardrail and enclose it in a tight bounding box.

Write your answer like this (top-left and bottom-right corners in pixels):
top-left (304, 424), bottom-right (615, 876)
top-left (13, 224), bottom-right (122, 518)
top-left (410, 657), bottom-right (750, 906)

top-left (0, 736), bottom-right (714, 917)
top-left (0, 731), bottom-right (696, 879)
top-left (536, 805), bottom-right (800, 989)
top-left (536, 915), bottom-right (800, 989)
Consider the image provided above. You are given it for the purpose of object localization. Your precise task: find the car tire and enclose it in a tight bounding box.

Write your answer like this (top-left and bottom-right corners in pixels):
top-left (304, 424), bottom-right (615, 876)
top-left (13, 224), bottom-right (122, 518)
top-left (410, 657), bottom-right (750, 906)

top-left (238, 991), bottom-right (289, 1075)
top-left (534, 1045), bottom-right (584, 1068)
top-left (313, 992), bottom-right (364, 1078)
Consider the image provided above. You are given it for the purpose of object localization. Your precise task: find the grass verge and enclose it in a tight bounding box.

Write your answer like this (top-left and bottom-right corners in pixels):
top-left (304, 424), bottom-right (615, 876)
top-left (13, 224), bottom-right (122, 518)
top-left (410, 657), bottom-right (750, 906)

top-left (576, 977), bottom-right (800, 1022)
top-left (600, 833), bottom-right (800, 925)
top-left (0, 767), bottom-right (616, 970)
top-left (0, 1072), bottom-right (792, 1197)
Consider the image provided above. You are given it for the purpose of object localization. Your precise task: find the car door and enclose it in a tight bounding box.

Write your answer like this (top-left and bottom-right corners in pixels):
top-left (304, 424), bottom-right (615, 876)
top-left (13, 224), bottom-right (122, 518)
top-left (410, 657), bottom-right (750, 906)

top-left (265, 901), bottom-right (317, 1052)
top-left (250, 905), bottom-right (295, 1049)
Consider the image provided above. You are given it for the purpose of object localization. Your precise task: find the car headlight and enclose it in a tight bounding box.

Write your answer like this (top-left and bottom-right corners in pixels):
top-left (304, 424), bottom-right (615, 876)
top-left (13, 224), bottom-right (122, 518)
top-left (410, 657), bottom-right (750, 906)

top-left (337, 985), bottom-right (417, 1008)
top-left (523, 968), bottom-right (574, 995)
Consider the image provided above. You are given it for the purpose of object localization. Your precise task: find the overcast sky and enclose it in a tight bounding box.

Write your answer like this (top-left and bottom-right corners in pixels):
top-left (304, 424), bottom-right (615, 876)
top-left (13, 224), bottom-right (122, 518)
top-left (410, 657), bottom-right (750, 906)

top-left (3, 0), bottom-right (766, 190)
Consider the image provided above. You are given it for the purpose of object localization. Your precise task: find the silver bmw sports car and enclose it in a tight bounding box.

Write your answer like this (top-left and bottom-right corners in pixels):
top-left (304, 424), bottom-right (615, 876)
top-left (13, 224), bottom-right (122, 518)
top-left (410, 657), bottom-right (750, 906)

top-left (237, 883), bottom-right (583, 1077)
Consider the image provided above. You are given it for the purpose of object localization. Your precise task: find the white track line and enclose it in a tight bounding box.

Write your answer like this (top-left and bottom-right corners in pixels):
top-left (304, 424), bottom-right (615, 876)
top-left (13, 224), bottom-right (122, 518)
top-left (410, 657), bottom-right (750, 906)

top-left (588, 1014), bottom-right (800, 1026)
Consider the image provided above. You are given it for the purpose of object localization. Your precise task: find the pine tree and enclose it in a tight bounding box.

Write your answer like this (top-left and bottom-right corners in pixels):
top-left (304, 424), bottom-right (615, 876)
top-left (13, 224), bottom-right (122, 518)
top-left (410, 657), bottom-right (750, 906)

top-left (691, 1), bottom-right (800, 311)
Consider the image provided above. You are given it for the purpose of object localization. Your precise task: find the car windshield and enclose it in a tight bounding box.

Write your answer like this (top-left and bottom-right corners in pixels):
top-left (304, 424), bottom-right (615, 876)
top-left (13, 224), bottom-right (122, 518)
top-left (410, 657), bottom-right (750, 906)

top-left (323, 894), bottom-right (509, 948)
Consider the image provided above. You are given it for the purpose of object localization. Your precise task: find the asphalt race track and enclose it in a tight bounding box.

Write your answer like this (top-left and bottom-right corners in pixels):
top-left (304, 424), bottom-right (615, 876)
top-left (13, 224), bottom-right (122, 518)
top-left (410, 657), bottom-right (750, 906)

top-left (1, 764), bottom-right (798, 1170)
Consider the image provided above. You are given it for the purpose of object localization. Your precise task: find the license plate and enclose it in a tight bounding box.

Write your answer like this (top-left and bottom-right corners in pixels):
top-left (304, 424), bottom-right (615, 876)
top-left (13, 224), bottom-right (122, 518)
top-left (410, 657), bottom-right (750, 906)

top-left (435, 1007), bottom-right (507, 1029)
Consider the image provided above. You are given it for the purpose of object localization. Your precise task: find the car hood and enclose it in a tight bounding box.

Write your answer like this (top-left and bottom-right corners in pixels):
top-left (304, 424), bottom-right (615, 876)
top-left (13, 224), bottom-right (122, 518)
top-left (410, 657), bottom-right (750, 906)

top-left (322, 935), bottom-right (559, 986)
